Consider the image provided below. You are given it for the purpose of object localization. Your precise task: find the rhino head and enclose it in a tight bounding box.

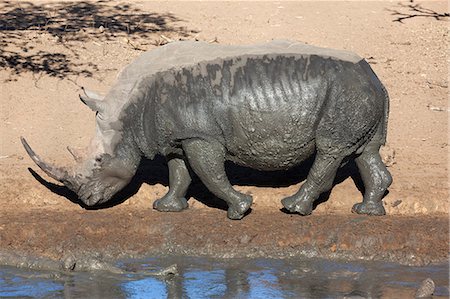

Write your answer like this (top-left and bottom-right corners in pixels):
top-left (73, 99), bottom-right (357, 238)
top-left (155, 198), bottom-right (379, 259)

top-left (21, 87), bottom-right (141, 206)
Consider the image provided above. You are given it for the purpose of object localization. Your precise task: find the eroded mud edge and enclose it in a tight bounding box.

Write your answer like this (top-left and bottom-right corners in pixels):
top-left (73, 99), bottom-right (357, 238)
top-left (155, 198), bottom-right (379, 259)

top-left (0, 208), bottom-right (447, 273)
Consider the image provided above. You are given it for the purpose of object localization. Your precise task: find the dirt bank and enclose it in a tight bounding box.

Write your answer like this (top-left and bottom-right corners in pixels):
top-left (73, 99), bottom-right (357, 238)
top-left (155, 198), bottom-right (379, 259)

top-left (0, 1), bottom-right (448, 266)
top-left (0, 208), bottom-right (447, 268)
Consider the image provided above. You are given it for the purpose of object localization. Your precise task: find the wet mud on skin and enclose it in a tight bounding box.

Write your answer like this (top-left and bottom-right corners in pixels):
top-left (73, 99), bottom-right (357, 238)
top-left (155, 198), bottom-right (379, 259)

top-left (0, 256), bottom-right (448, 298)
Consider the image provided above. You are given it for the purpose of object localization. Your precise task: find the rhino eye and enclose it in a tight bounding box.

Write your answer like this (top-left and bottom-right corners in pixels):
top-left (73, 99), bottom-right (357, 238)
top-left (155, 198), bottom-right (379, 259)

top-left (95, 157), bottom-right (102, 162)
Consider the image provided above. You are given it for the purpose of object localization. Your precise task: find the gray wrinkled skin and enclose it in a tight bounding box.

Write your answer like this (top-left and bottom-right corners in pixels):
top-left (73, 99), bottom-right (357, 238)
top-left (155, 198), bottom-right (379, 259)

top-left (22, 40), bottom-right (392, 220)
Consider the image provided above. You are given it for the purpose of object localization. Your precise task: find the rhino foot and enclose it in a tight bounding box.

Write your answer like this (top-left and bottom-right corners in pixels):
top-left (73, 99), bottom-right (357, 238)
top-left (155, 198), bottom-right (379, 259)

top-left (153, 195), bottom-right (188, 212)
top-left (351, 201), bottom-right (386, 216)
top-left (227, 195), bottom-right (253, 220)
top-left (281, 196), bottom-right (313, 216)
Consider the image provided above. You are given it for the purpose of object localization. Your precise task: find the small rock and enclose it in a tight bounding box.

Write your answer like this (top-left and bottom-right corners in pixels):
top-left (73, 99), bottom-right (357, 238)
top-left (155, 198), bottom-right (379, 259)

top-left (391, 199), bottom-right (402, 207)
top-left (415, 278), bottom-right (435, 298)
top-left (62, 255), bottom-right (76, 271)
top-left (98, 25), bottom-right (105, 33)
top-left (152, 264), bottom-right (178, 276)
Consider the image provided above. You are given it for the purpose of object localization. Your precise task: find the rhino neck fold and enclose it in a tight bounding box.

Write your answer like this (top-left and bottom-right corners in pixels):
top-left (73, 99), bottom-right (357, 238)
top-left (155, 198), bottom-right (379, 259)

top-left (112, 130), bottom-right (142, 174)
top-left (124, 79), bottom-right (159, 160)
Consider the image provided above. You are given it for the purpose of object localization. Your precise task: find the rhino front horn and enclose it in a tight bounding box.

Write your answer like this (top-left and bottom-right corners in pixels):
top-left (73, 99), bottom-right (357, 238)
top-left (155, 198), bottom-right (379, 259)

top-left (20, 137), bottom-right (70, 182)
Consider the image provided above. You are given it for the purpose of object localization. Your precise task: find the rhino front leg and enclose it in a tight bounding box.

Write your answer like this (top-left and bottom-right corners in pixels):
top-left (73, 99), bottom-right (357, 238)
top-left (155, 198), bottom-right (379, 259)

top-left (282, 154), bottom-right (343, 215)
top-left (153, 155), bottom-right (191, 212)
top-left (182, 139), bottom-right (253, 220)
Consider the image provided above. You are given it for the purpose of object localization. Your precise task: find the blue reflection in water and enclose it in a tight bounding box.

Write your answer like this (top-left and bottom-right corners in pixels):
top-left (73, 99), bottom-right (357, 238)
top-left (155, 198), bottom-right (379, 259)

top-left (0, 258), bottom-right (448, 299)
top-left (248, 270), bottom-right (285, 299)
top-left (0, 269), bottom-right (63, 298)
top-left (184, 270), bottom-right (226, 298)
top-left (121, 277), bottom-right (167, 299)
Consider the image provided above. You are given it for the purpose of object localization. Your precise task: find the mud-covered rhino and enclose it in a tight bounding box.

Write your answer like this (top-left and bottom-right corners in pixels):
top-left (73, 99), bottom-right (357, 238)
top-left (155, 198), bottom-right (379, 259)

top-left (22, 40), bottom-right (392, 220)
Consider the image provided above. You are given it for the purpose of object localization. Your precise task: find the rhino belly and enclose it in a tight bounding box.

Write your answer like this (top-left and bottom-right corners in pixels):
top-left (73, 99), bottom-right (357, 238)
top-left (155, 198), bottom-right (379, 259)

top-left (223, 109), bottom-right (317, 171)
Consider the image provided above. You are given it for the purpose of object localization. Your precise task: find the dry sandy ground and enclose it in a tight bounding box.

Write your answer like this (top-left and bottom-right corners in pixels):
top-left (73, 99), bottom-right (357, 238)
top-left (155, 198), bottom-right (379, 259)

top-left (0, 1), bottom-right (448, 264)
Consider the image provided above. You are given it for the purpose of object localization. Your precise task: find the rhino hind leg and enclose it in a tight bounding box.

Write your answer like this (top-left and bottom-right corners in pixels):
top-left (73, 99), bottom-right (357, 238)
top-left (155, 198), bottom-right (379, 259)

top-left (182, 139), bottom-right (253, 220)
top-left (281, 154), bottom-right (343, 215)
top-left (352, 142), bottom-right (392, 216)
top-left (153, 156), bottom-right (191, 212)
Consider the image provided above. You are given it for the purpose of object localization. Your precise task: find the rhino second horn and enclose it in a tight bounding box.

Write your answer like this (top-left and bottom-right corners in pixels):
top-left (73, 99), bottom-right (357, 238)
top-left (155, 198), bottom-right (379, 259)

top-left (20, 137), bottom-right (70, 182)
top-left (67, 146), bottom-right (84, 162)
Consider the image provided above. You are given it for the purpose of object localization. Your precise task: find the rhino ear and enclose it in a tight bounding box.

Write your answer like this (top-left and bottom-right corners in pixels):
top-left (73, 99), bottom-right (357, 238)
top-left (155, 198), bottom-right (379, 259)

top-left (79, 87), bottom-right (106, 114)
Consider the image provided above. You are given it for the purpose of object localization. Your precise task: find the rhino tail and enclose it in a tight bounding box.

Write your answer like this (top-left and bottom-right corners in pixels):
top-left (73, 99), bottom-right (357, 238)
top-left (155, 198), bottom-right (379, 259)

top-left (359, 59), bottom-right (389, 146)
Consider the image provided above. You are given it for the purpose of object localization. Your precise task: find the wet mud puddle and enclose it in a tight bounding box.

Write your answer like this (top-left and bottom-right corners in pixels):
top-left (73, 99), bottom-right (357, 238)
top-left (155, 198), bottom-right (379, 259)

top-left (0, 257), bottom-right (448, 298)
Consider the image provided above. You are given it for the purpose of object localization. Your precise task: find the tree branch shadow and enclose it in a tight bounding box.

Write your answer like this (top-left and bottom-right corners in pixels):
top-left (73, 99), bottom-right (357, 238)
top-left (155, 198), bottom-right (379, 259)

top-left (386, 2), bottom-right (449, 23)
top-left (0, 1), bottom-right (196, 79)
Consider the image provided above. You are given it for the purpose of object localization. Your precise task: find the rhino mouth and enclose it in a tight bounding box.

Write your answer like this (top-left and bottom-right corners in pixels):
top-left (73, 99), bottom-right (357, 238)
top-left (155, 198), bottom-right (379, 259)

top-left (75, 178), bottom-right (115, 206)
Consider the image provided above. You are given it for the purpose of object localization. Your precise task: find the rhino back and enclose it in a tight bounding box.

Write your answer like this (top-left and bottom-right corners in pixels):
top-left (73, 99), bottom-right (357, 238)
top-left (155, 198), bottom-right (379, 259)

top-left (119, 40), bottom-right (361, 83)
top-left (108, 40), bottom-right (361, 110)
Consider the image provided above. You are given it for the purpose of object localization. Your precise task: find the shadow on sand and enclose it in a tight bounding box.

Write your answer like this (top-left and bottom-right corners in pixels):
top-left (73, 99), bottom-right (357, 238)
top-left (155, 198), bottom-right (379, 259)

top-left (0, 1), bottom-right (195, 78)
top-left (28, 153), bottom-right (368, 215)
top-left (386, 1), bottom-right (449, 23)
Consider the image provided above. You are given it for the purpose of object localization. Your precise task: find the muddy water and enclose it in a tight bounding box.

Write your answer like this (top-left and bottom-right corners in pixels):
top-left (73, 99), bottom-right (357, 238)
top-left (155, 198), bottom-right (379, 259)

top-left (0, 257), bottom-right (448, 298)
